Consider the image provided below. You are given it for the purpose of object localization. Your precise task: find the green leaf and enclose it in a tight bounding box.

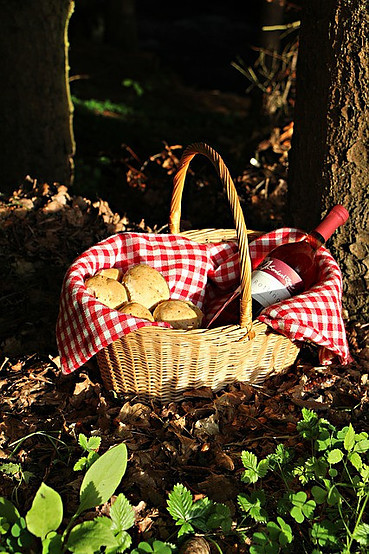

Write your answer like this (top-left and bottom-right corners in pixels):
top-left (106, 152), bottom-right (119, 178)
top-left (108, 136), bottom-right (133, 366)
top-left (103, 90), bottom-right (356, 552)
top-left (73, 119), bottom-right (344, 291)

top-left (241, 451), bottom-right (259, 484)
top-left (73, 457), bottom-right (88, 472)
top-left (110, 493), bottom-right (135, 532)
top-left (106, 529), bottom-right (132, 553)
top-left (316, 430), bottom-right (332, 451)
top-left (349, 451), bottom-right (363, 471)
top-left (189, 497), bottom-right (212, 521)
top-left (206, 504), bottom-right (232, 533)
top-left (344, 424), bottom-right (355, 452)
top-left (302, 500), bottom-right (316, 519)
top-left (311, 520), bottom-right (339, 547)
top-left (238, 492), bottom-right (267, 522)
top-left (131, 540), bottom-right (175, 554)
top-left (353, 523), bottom-right (369, 546)
top-left (177, 521), bottom-right (194, 538)
top-left (326, 449), bottom-right (344, 464)
top-left (167, 484), bottom-right (193, 522)
top-left (311, 486), bottom-right (327, 504)
top-left (290, 506), bottom-right (303, 523)
top-left (42, 531), bottom-right (63, 554)
top-left (66, 518), bottom-right (118, 553)
top-left (0, 497), bottom-right (20, 524)
top-left (277, 517), bottom-right (293, 545)
top-left (257, 459), bottom-right (269, 479)
top-left (327, 485), bottom-right (340, 506)
top-left (0, 462), bottom-right (22, 477)
top-left (0, 516), bottom-right (10, 535)
top-left (78, 433), bottom-right (89, 451)
top-left (131, 541), bottom-right (153, 553)
top-left (86, 436), bottom-right (101, 451)
top-left (25, 483), bottom-right (63, 539)
top-left (354, 439), bottom-right (369, 453)
top-left (78, 443), bottom-right (127, 514)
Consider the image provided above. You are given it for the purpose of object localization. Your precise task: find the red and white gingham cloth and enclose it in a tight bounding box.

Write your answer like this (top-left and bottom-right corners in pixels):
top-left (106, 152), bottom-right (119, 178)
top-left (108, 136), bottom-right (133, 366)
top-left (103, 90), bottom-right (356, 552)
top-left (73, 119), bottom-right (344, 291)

top-left (56, 229), bottom-right (352, 375)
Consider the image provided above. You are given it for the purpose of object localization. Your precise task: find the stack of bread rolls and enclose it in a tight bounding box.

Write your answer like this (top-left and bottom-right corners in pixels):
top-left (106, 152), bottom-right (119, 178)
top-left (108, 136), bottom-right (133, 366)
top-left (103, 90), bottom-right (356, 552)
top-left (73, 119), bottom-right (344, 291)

top-left (85, 264), bottom-right (204, 330)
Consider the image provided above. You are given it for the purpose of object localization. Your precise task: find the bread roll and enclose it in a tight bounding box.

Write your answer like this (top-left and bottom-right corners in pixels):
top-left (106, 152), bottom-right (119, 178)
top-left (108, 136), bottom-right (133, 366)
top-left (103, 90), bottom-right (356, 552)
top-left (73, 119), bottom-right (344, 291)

top-left (85, 274), bottom-right (128, 309)
top-left (122, 263), bottom-right (170, 310)
top-left (97, 268), bottom-right (123, 281)
top-left (153, 299), bottom-right (204, 330)
top-left (118, 301), bottom-right (154, 322)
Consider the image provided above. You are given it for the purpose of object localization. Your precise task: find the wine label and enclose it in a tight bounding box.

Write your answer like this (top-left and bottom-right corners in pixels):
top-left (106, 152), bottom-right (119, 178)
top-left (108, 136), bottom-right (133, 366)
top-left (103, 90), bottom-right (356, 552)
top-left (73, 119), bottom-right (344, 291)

top-left (251, 257), bottom-right (303, 309)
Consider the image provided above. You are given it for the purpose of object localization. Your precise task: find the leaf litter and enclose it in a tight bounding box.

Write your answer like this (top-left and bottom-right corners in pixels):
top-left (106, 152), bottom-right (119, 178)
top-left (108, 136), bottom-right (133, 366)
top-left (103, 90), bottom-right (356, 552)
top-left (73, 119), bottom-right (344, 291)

top-left (0, 134), bottom-right (368, 549)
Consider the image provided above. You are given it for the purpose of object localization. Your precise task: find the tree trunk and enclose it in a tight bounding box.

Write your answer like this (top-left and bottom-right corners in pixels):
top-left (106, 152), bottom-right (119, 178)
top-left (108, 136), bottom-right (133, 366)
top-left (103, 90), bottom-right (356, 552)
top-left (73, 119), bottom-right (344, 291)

top-left (288, 0), bottom-right (369, 321)
top-left (0, 0), bottom-right (75, 192)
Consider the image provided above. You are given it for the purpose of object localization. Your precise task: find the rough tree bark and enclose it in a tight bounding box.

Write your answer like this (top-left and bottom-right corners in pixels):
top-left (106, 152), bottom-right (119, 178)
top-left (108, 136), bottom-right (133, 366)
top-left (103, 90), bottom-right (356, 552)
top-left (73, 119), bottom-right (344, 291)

top-left (288, 0), bottom-right (369, 321)
top-left (0, 0), bottom-right (75, 192)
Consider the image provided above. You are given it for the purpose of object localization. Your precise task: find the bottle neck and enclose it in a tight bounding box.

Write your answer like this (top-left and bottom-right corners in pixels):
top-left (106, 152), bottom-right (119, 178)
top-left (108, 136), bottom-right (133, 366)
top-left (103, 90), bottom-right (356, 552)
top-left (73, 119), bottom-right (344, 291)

top-left (304, 230), bottom-right (325, 251)
top-left (303, 205), bottom-right (349, 252)
top-left (313, 205), bottom-right (349, 242)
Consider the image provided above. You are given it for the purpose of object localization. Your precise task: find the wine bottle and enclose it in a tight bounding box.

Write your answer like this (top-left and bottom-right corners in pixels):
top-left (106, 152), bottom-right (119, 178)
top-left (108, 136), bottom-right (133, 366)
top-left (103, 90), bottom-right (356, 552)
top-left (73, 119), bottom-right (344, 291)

top-left (251, 204), bottom-right (349, 317)
top-left (206, 204), bottom-right (349, 328)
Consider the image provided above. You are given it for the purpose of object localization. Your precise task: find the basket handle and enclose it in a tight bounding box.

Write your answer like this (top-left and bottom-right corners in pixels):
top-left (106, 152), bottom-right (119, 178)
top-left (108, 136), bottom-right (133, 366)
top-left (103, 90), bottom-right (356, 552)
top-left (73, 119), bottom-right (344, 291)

top-left (169, 142), bottom-right (254, 335)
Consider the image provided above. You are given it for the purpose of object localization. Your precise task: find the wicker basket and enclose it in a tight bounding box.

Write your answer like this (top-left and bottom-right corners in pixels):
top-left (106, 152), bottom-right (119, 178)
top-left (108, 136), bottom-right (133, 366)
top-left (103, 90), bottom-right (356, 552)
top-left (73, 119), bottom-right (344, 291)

top-left (96, 143), bottom-right (299, 401)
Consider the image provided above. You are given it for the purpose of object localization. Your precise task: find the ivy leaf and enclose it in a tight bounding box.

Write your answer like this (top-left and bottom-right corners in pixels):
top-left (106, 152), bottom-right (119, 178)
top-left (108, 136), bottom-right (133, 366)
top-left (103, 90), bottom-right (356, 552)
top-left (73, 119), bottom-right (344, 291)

top-left (110, 493), bottom-right (135, 532)
top-left (326, 449), bottom-right (344, 464)
top-left (344, 424), bottom-right (355, 452)
top-left (167, 484), bottom-right (193, 522)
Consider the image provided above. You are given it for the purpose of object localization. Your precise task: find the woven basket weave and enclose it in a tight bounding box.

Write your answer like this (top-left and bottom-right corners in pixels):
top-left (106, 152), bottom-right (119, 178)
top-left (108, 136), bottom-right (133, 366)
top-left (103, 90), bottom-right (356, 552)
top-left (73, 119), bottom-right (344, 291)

top-left (96, 143), bottom-right (299, 401)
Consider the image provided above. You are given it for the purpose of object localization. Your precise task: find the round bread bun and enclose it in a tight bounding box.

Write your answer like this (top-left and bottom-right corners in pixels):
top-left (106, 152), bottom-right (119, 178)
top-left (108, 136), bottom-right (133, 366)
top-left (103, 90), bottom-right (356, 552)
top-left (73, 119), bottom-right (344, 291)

top-left (118, 301), bottom-right (154, 322)
top-left (85, 274), bottom-right (128, 309)
top-left (153, 299), bottom-right (204, 330)
top-left (122, 263), bottom-right (170, 310)
top-left (97, 268), bottom-right (123, 281)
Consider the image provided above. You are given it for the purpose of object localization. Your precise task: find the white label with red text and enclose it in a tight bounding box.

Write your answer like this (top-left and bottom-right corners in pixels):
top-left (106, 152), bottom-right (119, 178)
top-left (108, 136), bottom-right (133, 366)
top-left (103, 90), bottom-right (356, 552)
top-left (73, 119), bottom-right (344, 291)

top-left (251, 257), bottom-right (303, 308)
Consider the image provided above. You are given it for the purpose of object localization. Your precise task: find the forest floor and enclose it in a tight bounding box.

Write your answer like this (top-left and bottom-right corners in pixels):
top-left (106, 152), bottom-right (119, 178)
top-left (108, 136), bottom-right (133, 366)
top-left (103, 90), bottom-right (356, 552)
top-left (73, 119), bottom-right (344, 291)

top-left (0, 39), bottom-right (368, 552)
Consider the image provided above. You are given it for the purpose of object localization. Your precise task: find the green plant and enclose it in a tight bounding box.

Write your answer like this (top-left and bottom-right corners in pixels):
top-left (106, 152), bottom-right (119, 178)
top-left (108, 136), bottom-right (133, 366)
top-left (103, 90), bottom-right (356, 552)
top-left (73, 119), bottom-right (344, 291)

top-left (73, 433), bottom-right (101, 472)
top-left (167, 483), bottom-right (232, 546)
top-left (0, 443), bottom-right (136, 553)
top-left (235, 408), bottom-right (369, 552)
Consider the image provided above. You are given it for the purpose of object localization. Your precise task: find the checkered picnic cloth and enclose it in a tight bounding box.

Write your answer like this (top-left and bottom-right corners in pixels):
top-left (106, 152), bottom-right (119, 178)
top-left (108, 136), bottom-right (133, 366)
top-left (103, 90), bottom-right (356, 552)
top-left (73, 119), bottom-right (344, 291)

top-left (56, 229), bottom-right (352, 375)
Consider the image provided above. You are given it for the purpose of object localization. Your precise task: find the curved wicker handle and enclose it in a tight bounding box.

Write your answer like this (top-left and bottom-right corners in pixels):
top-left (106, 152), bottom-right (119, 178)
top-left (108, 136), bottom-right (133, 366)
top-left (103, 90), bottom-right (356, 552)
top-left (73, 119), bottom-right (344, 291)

top-left (169, 142), bottom-right (254, 333)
